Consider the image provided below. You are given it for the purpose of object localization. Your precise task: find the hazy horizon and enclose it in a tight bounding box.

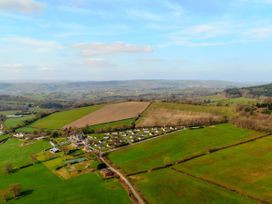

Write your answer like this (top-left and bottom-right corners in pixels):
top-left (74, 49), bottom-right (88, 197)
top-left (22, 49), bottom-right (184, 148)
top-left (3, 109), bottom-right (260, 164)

top-left (1, 0), bottom-right (272, 81)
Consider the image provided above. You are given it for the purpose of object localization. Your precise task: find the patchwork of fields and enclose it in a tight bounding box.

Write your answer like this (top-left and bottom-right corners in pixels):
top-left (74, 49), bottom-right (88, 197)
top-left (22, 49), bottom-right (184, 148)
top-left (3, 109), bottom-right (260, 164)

top-left (0, 138), bottom-right (131, 204)
top-left (30, 105), bottom-right (103, 130)
top-left (2, 101), bottom-right (272, 204)
top-left (108, 124), bottom-right (263, 174)
top-left (176, 136), bottom-right (272, 203)
top-left (65, 102), bottom-right (150, 128)
top-left (130, 168), bottom-right (257, 204)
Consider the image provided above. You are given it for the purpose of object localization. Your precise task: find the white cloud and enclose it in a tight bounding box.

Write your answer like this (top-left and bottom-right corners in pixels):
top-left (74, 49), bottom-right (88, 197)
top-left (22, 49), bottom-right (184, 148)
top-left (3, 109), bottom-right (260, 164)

top-left (0, 63), bottom-right (24, 72)
top-left (0, 0), bottom-right (45, 13)
top-left (3, 36), bottom-right (63, 52)
top-left (165, 23), bottom-right (230, 47)
top-left (74, 42), bottom-right (153, 56)
top-left (244, 27), bottom-right (272, 41)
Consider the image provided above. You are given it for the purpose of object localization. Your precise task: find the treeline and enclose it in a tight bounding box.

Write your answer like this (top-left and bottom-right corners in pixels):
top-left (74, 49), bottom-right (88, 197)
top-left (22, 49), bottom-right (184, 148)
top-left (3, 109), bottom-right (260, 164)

top-left (232, 101), bottom-right (272, 133)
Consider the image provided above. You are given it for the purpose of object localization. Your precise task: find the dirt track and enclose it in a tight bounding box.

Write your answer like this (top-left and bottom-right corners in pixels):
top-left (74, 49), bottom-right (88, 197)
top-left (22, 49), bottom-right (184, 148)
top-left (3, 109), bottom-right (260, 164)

top-left (64, 102), bottom-right (150, 128)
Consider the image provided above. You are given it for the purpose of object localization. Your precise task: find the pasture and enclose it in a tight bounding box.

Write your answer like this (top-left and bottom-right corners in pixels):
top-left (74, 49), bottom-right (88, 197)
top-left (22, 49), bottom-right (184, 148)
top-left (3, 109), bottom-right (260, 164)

top-left (0, 164), bottom-right (131, 204)
top-left (30, 105), bottom-right (103, 130)
top-left (0, 139), bottom-right (50, 168)
top-left (4, 115), bottom-right (36, 129)
top-left (136, 102), bottom-right (236, 127)
top-left (86, 118), bottom-right (135, 133)
top-left (130, 168), bottom-right (256, 204)
top-left (108, 124), bottom-right (263, 174)
top-left (65, 102), bottom-right (150, 128)
top-left (176, 135), bottom-right (272, 203)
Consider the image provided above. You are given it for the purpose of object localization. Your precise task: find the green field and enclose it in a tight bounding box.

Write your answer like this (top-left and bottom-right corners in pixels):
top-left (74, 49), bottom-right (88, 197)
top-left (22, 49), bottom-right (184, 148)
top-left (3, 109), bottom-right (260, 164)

top-left (130, 168), bottom-right (256, 204)
top-left (15, 127), bottom-right (40, 133)
top-left (0, 139), bottom-right (50, 168)
top-left (4, 115), bottom-right (36, 129)
top-left (176, 136), bottom-right (272, 203)
top-left (0, 137), bottom-right (131, 203)
top-left (30, 105), bottom-right (103, 130)
top-left (86, 118), bottom-right (135, 133)
top-left (0, 164), bottom-right (131, 204)
top-left (108, 124), bottom-right (263, 174)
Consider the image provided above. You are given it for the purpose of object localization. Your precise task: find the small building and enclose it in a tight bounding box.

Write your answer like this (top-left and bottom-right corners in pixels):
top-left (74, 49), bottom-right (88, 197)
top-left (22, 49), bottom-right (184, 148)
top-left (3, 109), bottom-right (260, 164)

top-left (101, 168), bottom-right (114, 178)
top-left (13, 133), bottom-right (24, 138)
top-left (50, 147), bottom-right (60, 154)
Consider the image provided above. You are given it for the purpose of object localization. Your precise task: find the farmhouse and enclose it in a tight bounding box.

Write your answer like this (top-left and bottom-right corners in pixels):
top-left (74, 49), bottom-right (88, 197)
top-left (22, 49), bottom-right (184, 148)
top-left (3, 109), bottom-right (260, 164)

top-left (101, 168), bottom-right (114, 178)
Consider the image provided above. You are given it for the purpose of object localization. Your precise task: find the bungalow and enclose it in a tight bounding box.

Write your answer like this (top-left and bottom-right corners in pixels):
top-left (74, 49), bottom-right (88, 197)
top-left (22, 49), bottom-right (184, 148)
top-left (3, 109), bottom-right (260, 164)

top-left (50, 147), bottom-right (60, 154)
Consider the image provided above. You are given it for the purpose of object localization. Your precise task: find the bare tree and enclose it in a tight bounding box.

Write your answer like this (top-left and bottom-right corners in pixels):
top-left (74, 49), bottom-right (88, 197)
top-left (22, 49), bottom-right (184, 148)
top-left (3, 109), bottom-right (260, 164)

top-left (9, 184), bottom-right (22, 199)
top-left (3, 163), bottom-right (13, 174)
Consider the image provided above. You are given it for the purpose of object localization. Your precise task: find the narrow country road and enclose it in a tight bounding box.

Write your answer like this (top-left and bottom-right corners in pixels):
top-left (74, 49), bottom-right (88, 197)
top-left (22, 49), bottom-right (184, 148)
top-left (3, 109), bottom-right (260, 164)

top-left (99, 156), bottom-right (146, 204)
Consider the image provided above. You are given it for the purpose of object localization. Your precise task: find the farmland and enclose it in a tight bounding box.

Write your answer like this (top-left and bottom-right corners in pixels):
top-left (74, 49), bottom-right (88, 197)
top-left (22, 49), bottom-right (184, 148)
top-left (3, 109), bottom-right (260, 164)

top-left (0, 164), bottom-right (131, 204)
top-left (86, 118), bottom-right (136, 133)
top-left (175, 136), bottom-right (272, 203)
top-left (65, 102), bottom-right (150, 128)
top-left (130, 168), bottom-right (257, 204)
top-left (108, 124), bottom-right (263, 174)
top-left (0, 137), bottom-right (131, 204)
top-left (30, 105), bottom-right (103, 130)
top-left (0, 139), bottom-right (50, 168)
top-left (4, 115), bottom-right (36, 129)
top-left (136, 102), bottom-right (236, 127)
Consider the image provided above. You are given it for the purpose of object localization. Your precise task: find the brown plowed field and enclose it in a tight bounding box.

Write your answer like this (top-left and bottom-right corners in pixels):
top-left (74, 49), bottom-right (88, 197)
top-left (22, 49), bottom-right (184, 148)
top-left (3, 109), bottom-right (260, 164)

top-left (64, 101), bottom-right (150, 128)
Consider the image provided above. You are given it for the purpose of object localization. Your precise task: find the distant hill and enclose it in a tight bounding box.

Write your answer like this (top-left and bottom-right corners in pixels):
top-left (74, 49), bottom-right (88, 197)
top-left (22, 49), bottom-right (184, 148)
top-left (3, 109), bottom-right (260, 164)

top-left (0, 80), bottom-right (260, 95)
top-left (225, 83), bottom-right (272, 98)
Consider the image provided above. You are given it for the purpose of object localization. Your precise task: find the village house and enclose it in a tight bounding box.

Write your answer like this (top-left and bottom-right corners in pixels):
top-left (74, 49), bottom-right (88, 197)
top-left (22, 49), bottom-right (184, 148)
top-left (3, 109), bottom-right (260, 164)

top-left (13, 133), bottom-right (24, 138)
top-left (101, 168), bottom-right (114, 178)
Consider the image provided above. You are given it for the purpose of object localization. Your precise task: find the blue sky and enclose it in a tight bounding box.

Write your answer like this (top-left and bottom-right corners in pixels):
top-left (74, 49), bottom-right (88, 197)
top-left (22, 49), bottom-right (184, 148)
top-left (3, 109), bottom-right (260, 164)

top-left (0, 0), bottom-right (272, 81)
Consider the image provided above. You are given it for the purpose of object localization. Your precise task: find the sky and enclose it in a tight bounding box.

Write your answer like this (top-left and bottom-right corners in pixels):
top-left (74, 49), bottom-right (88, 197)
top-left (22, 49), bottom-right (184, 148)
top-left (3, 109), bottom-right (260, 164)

top-left (0, 0), bottom-right (272, 82)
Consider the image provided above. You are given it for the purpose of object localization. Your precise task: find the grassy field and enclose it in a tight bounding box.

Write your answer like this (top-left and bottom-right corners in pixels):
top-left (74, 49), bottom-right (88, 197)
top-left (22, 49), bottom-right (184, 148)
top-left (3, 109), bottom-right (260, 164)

top-left (108, 124), bottom-right (263, 174)
top-left (4, 115), bottom-right (36, 129)
top-left (86, 118), bottom-right (135, 132)
top-left (30, 105), bottom-right (103, 130)
top-left (15, 127), bottom-right (40, 133)
top-left (176, 136), bottom-right (272, 203)
top-left (130, 168), bottom-right (257, 204)
top-left (0, 164), bottom-right (131, 204)
top-left (0, 139), bottom-right (50, 168)
top-left (136, 102), bottom-right (236, 127)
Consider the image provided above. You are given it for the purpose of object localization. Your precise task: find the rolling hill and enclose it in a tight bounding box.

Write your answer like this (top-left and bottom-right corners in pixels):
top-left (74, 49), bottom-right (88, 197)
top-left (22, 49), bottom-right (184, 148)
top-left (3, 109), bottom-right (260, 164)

top-left (225, 83), bottom-right (272, 98)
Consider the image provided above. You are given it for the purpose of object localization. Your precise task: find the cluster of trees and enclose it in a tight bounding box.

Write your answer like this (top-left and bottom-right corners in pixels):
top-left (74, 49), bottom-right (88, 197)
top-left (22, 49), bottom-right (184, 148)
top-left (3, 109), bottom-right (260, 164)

top-left (232, 115), bottom-right (272, 133)
top-left (232, 101), bottom-right (272, 132)
top-left (1, 184), bottom-right (22, 202)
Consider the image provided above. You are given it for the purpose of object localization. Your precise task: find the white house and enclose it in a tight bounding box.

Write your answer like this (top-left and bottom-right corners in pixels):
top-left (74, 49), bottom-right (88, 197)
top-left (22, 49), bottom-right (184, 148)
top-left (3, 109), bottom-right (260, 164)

top-left (13, 133), bottom-right (24, 138)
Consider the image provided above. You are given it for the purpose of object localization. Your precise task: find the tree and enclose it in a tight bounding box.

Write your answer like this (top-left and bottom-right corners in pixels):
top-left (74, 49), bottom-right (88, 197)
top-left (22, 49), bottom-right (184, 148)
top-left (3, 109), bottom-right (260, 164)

top-left (3, 163), bottom-right (13, 174)
top-left (9, 184), bottom-right (22, 199)
top-left (1, 191), bottom-right (8, 202)
top-left (97, 163), bottom-right (107, 170)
